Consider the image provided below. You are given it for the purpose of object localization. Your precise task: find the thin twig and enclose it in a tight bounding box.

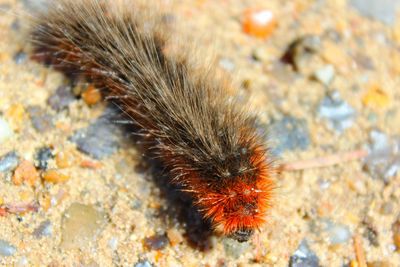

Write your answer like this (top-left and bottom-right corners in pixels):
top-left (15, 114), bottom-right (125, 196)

top-left (281, 149), bottom-right (368, 171)
top-left (353, 234), bottom-right (367, 267)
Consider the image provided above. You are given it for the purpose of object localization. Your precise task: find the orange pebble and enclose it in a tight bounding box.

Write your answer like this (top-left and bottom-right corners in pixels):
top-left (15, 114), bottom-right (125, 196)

top-left (82, 84), bottom-right (102, 105)
top-left (362, 84), bottom-right (390, 109)
top-left (6, 103), bottom-right (26, 131)
top-left (80, 159), bottom-right (102, 169)
top-left (42, 169), bottom-right (70, 183)
top-left (0, 207), bottom-right (6, 216)
top-left (13, 160), bottom-right (39, 186)
top-left (242, 8), bottom-right (276, 38)
top-left (40, 194), bottom-right (52, 211)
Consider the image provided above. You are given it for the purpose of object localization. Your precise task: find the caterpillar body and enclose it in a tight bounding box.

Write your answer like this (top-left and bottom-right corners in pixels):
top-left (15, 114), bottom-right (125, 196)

top-left (30, 0), bottom-right (275, 242)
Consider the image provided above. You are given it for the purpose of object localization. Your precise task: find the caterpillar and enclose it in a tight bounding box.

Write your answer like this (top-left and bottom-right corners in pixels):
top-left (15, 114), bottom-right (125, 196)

top-left (30, 0), bottom-right (276, 242)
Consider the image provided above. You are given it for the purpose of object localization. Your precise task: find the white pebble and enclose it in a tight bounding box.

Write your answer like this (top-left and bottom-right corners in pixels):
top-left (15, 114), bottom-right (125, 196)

top-left (0, 118), bottom-right (13, 143)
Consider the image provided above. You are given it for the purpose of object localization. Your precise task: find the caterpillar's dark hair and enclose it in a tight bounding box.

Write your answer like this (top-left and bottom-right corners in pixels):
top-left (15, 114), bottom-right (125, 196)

top-left (31, 0), bottom-right (275, 242)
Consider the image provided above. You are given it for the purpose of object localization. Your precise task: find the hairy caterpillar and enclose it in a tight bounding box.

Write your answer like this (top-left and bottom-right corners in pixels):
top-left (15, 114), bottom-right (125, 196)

top-left (30, 0), bottom-right (276, 242)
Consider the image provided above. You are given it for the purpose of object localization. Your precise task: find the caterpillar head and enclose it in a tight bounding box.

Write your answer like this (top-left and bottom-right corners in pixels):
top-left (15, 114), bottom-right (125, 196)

top-left (184, 148), bottom-right (274, 242)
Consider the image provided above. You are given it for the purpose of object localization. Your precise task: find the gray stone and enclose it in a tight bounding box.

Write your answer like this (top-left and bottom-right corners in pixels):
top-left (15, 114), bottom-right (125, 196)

top-left (350, 0), bottom-right (400, 26)
top-left (47, 85), bottom-right (75, 111)
top-left (0, 239), bottom-right (17, 256)
top-left (33, 220), bottom-right (52, 238)
top-left (289, 240), bottom-right (320, 267)
top-left (13, 51), bottom-right (27, 64)
top-left (364, 130), bottom-right (400, 182)
top-left (70, 109), bottom-right (122, 159)
top-left (318, 91), bottom-right (356, 133)
top-left (269, 116), bottom-right (310, 155)
top-left (26, 106), bottom-right (54, 132)
top-left (0, 151), bottom-right (19, 173)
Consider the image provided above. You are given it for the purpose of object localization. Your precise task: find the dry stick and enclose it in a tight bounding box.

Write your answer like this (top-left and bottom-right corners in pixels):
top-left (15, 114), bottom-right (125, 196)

top-left (281, 149), bottom-right (368, 171)
top-left (353, 234), bottom-right (367, 267)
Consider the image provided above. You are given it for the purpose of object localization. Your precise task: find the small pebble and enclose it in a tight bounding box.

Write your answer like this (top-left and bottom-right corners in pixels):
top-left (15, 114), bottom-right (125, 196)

top-left (219, 58), bottom-right (235, 72)
top-left (144, 234), bottom-right (169, 250)
top-left (289, 240), bottom-right (320, 267)
top-left (70, 109), bottom-right (122, 159)
top-left (6, 104), bottom-right (26, 131)
top-left (33, 220), bottom-right (52, 238)
top-left (269, 116), bottom-right (310, 155)
top-left (313, 65), bottom-right (335, 86)
top-left (364, 130), bottom-right (400, 182)
top-left (242, 8), bottom-right (276, 39)
top-left (350, 0), bottom-right (400, 25)
top-left (223, 238), bottom-right (250, 259)
top-left (35, 146), bottom-right (54, 170)
top-left (60, 203), bottom-right (106, 250)
top-left (0, 117), bottom-right (14, 144)
top-left (47, 85), bottom-right (76, 111)
top-left (42, 169), bottom-right (70, 183)
top-left (369, 129), bottom-right (389, 151)
top-left (134, 260), bottom-right (153, 267)
top-left (166, 228), bottom-right (183, 246)
top-left (26, 106), bottom-right (54, 132)
top-left (318, 91), bottom-right (356, 133)
top-left (318, 178), bottom-right (331, 190)
top-left (82, 85), bottom-right (102, 106)
top-left (0, 151), bottom-right (19, 173)
top-left (13, 51), bottom-right (27, 64)
top-left (12, 160), bottom-right (39, 186)
top-left (362, 84), bottom-right (390, 109)
top-left (327, 224), bottom-right (351, 245)
top-left (0, 239), bottom-right (17, 256)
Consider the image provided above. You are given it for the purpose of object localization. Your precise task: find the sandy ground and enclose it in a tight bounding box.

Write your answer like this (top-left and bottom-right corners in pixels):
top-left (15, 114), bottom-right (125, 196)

top-left (0, 0), bottom-right (400, 266)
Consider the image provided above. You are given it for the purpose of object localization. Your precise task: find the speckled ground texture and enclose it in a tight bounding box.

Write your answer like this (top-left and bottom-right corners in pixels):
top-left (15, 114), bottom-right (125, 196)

top-left (0, 0), bottom-right (400, 266)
